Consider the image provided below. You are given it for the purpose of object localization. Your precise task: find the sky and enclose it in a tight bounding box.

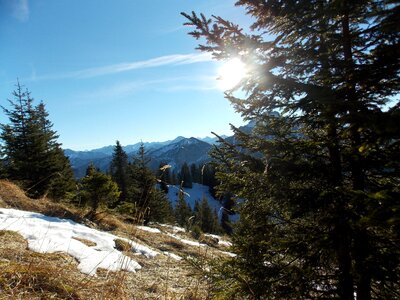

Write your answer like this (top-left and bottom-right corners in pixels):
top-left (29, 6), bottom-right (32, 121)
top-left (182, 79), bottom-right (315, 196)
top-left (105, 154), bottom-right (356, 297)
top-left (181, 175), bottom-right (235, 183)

top-left (0, 0), bottom-right (251, 150)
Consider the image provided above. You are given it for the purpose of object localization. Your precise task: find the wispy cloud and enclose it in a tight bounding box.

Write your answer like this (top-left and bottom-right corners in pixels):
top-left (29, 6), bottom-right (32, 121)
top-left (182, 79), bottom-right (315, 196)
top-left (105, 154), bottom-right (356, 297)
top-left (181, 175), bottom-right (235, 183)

top-left (29, 53), bottom-right (213, 82)
top-left (10, 0), bottom-right (29, 22)
top-left (76, 75), bottom-right (218, 103)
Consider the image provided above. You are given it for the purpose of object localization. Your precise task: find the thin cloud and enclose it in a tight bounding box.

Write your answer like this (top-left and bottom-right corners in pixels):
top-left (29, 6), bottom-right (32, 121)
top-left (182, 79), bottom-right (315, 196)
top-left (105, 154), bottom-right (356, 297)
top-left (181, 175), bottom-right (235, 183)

top-left (10, 0), bottom-right (29, 22)
top-left (77, 75), bottom-right (218, 102)
top-left (29, 53), bottom-right (213, 81)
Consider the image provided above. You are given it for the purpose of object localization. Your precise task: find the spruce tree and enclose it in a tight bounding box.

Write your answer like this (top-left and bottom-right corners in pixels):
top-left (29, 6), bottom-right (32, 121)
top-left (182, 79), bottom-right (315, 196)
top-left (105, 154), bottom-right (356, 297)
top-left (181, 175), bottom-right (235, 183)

top-left (126, 143), bottom-right (154, 208)
top-left (126, 143), bottom-right (173, 223)
top-left (1, 83), bottom-right (75, 199)
top-left (109, 140), bottom-right (129, 202)
top-left (80, 164), bottom-right (120, 216)
top-left (174, 189), bottom-right (193, 228)
top-left (194, 196), bottom-right (220, 234)
top-left (179, 162), bottom-right (193, 188)
top-left (184, 1), bottom-right (400, 299)
top-left (157, 162), bottom-right (171, 194)
top-left (190, 163), bottom-right (201, 184)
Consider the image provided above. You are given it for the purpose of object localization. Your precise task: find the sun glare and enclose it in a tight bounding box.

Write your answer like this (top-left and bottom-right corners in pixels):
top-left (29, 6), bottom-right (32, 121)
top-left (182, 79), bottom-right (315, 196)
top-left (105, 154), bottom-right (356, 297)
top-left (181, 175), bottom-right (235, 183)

top-left (217, 57), bottom-right (247, 91)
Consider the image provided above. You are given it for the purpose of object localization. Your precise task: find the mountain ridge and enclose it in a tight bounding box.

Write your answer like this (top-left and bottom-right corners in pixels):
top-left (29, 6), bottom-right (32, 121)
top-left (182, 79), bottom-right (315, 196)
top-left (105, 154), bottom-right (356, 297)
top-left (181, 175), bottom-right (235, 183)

top-left (65, 121), bottom-right (257, 178)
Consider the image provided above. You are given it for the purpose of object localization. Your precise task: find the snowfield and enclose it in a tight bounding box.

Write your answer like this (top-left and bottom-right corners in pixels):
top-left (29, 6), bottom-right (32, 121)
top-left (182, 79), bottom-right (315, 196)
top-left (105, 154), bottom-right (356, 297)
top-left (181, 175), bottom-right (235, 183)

top-left (167, 183), bottom-right (222, 211)
top-left (0, 208), bottom-right (157, 276)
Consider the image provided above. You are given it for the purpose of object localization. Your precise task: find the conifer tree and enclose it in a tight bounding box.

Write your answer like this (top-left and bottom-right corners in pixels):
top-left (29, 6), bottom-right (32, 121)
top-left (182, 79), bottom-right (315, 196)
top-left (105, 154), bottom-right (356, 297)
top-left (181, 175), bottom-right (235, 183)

top-left (126, 143), bottom-right (173, 223)
top-left (109, 140), bottom-right (129, 202)
top-left (194, 196), bottom-right (220, 234)
top-left (146, 188), bottom-right (174, 224)
top-left (193, 199), bottom-right (202, 227)
top-left (201, 164), bottom-right (218, 197)
top-left (179, 162), bottom-right (192, 188)
top-left (220, 193), bottom-right (234, 235)
top-left (174, 189), bottom-right (193, 227)
top-left (0, 83), bottom-right (75, 199)
top-left (127, 143), bottom-right (154, 208)
top-left (190, 163), bottom-right (201, 183)
top-left (157, 162), bottom-right (171, 194)
top-left (80, 164), bottom-right (120, 216)
top-left (184, 1), bottom-right (400, 299)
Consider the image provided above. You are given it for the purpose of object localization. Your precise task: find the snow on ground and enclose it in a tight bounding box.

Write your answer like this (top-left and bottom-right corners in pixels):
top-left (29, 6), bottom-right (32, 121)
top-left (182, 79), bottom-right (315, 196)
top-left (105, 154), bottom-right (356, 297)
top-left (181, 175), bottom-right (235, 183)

top-left (166, 183), bottom-right (240, 223)
top-left (204, 233), bottom-right (233, 247)
top-left (158, 223), bottom-right (186, 233)
top-left (167, 183), bottom-right (221, 212)
top-left (166, 232), bottom-right (206, 248)
top-left (136, 225), bottom-right (161, 233)
top-left (0, 208), bottom-right (158, 276)
top-left (163, 251), bottom-right (183, 261)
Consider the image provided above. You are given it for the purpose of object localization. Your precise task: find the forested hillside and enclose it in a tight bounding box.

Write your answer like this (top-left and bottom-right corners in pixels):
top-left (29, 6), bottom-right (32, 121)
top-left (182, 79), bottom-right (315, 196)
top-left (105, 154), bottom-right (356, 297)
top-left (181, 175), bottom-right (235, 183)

top-left (0, 0), bottom-right (398, 299)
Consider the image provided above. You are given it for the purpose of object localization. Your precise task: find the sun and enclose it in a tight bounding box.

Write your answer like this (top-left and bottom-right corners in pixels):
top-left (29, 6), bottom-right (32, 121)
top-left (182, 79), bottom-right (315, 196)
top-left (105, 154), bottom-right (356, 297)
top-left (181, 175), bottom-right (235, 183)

top-left (217, 57), bottom-right (247, 91)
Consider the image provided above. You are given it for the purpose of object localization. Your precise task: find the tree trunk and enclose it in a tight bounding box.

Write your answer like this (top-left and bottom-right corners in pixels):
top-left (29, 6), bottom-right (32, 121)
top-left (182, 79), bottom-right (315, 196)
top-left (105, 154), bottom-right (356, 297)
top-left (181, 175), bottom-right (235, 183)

top-left (342, 8), bottom-right (371, 299)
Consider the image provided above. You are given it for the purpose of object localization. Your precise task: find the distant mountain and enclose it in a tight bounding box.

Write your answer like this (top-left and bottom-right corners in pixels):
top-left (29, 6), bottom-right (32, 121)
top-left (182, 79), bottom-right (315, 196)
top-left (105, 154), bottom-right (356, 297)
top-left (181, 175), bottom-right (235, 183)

top-left (198, 135), bottom-right (227, 145)
top-left (65, 136), bottom-right (213, 178)
top-left (148, 137), bottom-right (212, 170)
top-left (64, 121), bottom-right (259, 178)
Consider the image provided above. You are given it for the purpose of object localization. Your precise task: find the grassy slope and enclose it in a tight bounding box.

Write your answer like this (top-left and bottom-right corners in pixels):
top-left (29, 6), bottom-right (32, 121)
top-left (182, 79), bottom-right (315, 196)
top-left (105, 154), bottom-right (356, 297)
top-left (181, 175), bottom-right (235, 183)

top-left (0, 180), bottom-right (232, 299)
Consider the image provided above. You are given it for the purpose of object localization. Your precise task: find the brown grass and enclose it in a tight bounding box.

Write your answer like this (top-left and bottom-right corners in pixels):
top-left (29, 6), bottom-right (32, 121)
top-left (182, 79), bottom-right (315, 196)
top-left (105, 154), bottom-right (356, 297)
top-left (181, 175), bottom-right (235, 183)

top-left (0, 230), bottom-right (129, 299)
top-left (0, 180), bottom-right (230, 299)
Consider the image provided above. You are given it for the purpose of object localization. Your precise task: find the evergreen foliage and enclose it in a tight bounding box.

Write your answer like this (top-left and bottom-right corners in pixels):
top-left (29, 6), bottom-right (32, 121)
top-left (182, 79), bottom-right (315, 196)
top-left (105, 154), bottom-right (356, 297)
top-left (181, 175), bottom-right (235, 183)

top-left (184, 1), bottom-right (400, 299)
top-left (220, 193), bottom-right (235, 235)
top-left (190, 163), bottom-right (201, 183)
top-left (157, 162), bottom-right (171, 194)
top-left (0, 82), bottom-right (75, 199)
top-left (80, 164), bottom-right (120, 214)
top-left (146, 188), bottom-right (174, 224)
top-left (174, 189), bottom-right (193, 228)
top-left (201, 163), bottom-right (218, 197)
top-left (125, 143), bottom-right (173, 223)
top-left (193, 196), bottom-right (220, 234)
top-left (179, 162), bottom-right (193, 188)
top-left (109, 140), bottom-right (129, 203)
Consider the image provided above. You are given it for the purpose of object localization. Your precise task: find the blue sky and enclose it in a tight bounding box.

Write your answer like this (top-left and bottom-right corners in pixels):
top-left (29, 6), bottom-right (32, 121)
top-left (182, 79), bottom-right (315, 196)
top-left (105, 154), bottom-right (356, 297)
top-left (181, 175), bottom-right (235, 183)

top-left (0, 0), bottom-right (249, 150)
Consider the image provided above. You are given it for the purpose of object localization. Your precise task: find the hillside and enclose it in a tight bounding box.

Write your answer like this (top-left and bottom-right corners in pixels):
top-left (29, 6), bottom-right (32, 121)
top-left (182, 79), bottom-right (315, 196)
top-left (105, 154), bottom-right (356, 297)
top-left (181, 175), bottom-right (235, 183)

top-left (0, 180), bottom-right (233, 299)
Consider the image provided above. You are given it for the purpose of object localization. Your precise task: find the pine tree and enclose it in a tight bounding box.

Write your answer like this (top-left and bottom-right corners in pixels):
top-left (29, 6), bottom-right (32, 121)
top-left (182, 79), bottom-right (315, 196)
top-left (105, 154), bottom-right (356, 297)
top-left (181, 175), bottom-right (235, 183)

top-left (179, 162), bottom-right (192, 188)
top-left (220, 193), bottom-right (234, 235)
top-left (193, 200), bottom-right (202, 228)
top-left (194, 196), bottom-right (220, 234)
top-left (146, 188), bottom-right (174, 224)
top-left (174, 189), bottom-right (193, 228)
top-left (201, 164), bottom-right (218, 197)
top-left (0, 83), bottom-right (75, 199)
top-left (109, 140), bottom-right (129, 202)
top-left (184, 1), bottom-right (400, 299)
top-left (157, 162), bottom-right (171, 194)
top-left (125, 143), bottom-right (173, 223)
top-left (80, 164), bottom-right (120, 216)
top-left (126, 143), bottom-right (154, 208)
top-left (190, 163), bottom-right (201, 183)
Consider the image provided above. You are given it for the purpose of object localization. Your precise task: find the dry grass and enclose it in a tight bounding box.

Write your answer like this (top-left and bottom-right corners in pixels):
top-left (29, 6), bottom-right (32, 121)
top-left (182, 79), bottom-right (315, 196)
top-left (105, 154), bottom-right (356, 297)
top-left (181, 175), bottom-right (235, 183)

top-left (0, 180), bottom-right (230, 299)
top-left (0, 230), bottom-right (130, 299)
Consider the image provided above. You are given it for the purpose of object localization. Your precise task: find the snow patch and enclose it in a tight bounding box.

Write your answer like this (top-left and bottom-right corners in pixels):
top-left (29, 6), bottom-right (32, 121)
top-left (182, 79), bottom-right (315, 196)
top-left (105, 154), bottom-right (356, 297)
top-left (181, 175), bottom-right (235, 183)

top-left (166, 232), bottom-right (206, 247)
top-left (158, 223), bottom-right (186, 233)
top-left (163, 251), bottom-right (182, 261)
top-left (204, 233), bottom-right (232, 247)
top-left (136, 225), bottom-right (161, 233)
top-left (0, 208), bottom-right (157, 275)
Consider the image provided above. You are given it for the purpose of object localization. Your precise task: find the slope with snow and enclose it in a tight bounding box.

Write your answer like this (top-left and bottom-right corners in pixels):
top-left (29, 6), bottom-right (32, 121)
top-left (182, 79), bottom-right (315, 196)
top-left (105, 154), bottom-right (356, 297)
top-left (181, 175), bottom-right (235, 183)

top-left (0, 208), bottom-right (157, 276)
top-left (167, 183), bottom-right (222, 212)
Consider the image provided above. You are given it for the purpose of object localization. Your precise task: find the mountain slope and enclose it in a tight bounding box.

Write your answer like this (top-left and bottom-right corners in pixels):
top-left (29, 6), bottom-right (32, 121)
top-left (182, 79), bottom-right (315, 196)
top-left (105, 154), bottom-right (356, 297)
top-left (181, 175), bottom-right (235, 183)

top-left (65, 136), bottom-right (213, 177)
top-left (0, 180), bottom-right (233, 299)
top-left (148, 137), bottom-right (212, 170)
